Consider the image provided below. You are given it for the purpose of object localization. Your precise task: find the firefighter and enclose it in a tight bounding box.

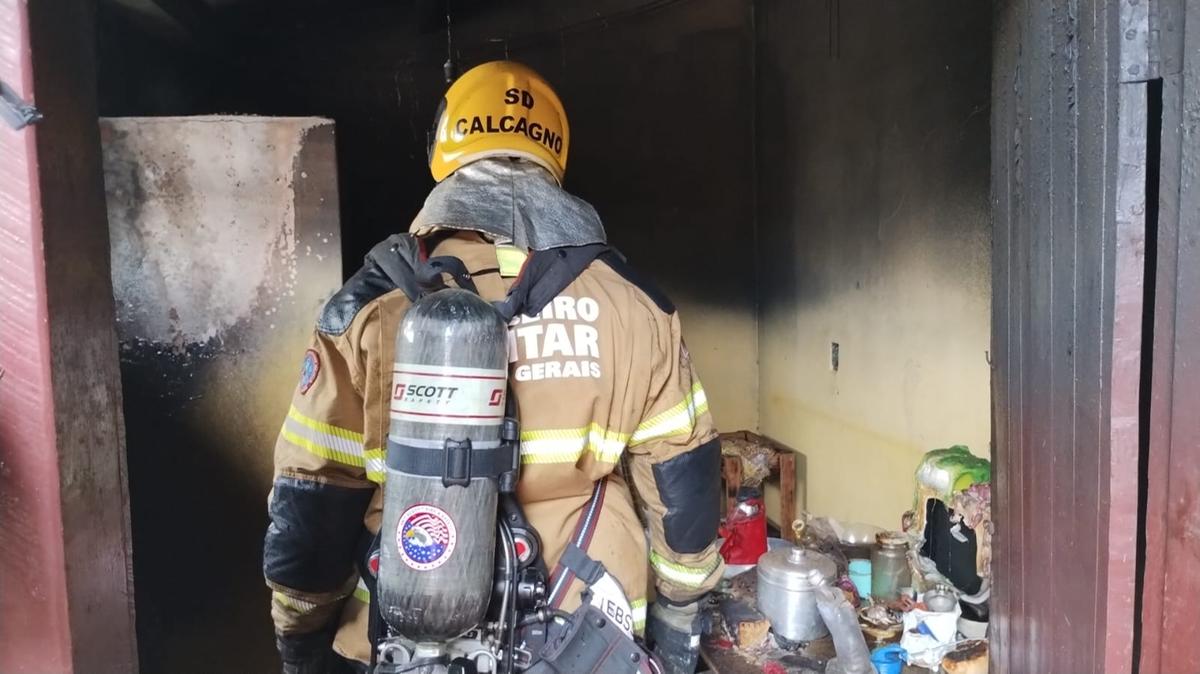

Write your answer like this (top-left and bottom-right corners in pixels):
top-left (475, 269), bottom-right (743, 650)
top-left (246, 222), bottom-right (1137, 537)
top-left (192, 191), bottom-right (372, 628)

top-left (263, 60), bottom-right (723, 674)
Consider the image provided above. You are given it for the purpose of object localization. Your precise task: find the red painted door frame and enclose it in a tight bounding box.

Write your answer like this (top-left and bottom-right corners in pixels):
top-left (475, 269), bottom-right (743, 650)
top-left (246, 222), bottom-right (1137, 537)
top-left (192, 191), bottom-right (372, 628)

top-left (991, 0), bottom-right (1146, 670)
top-left (0, 0), bottom-right (137, 671)
top-left (1138, 2), bottom-right (1200, 670)
top-left (0, 1), bottom-right (73, 668)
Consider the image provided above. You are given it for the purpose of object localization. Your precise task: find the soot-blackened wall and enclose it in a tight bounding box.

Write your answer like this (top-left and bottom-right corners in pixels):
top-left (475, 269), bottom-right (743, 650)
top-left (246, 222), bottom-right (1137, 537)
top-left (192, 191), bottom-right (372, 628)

top-left (96, 1), bottom-right (997, 667)
top-left (97, 2), bottom-right (759, 670)
top-left (755, 1), bottom-right (993, 528)
top-left (230, 0), bottom-right (760, 432)
top-left (100, 117), bottom-right (342, 674)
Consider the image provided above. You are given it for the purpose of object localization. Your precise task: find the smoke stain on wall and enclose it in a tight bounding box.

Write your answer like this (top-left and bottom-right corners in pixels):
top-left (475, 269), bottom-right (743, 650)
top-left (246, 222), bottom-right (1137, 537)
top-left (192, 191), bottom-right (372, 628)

top-left (101, 117), bottom-right (342, 674)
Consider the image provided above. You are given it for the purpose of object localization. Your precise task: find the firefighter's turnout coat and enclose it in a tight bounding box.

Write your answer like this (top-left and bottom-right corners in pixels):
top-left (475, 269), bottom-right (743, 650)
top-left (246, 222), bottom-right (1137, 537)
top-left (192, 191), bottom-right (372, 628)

top-left (264, 231), bottom-right (724, 663)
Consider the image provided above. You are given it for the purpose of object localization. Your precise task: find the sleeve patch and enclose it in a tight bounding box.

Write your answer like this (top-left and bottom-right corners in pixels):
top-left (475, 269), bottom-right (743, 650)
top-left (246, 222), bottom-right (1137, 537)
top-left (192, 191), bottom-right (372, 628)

top-left (298, 349), bottom-right (320, 394)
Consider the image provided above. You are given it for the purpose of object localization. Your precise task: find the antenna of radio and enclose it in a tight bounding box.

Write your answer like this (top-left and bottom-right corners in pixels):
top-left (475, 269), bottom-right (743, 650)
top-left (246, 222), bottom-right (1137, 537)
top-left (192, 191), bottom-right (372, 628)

top-left (443, 0), bottom-right (455, 83)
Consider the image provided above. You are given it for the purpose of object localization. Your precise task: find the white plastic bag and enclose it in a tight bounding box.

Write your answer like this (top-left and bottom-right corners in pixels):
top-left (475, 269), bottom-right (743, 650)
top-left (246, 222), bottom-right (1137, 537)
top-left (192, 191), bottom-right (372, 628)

top-left (900, 603), bottom-right (962, 669)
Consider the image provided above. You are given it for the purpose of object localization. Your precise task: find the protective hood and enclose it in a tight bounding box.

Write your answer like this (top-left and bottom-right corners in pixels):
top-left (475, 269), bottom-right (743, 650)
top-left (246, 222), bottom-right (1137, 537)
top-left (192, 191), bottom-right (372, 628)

top-left (409, 158), bottom-right (606, 251)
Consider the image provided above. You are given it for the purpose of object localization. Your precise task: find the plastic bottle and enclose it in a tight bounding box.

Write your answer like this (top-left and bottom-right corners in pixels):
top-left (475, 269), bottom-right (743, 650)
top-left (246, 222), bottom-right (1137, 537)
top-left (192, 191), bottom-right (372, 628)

top-left (814, 585), bottom-right (873, 674)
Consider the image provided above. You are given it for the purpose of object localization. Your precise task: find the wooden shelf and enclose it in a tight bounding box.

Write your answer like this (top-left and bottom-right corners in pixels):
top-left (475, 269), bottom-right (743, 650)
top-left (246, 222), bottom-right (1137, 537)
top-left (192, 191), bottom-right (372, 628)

top-left (720, 430), bottom-right (798, 542)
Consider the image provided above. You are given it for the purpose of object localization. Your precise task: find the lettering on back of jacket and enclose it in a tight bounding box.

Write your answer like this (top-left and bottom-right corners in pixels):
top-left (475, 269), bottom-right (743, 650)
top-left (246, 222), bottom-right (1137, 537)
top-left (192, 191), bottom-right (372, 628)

top-left (508, 296), bottom-right (602, 382)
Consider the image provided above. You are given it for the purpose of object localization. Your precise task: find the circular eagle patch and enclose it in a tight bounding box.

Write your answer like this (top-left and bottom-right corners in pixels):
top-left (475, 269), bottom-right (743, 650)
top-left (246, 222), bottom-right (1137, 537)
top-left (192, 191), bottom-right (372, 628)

top-left (298, 349), bottom-right (320, 394)
top-left (397, 504), bottom-right (457, 571)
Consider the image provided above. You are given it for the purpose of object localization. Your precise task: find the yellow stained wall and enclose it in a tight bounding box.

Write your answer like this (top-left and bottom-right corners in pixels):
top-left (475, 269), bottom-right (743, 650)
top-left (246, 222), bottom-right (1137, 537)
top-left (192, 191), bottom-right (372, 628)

top-left (676, 300), bottom-right (759, 433)
top-left (758, 269), bottom-right (991, 529)
top-left (753, 1), bottom-right (993, 528)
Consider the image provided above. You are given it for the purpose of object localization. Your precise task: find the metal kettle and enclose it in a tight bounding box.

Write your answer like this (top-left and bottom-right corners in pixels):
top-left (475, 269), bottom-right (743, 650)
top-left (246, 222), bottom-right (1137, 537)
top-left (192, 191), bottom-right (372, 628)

top-left (756, 546), bottom-right (837, 642)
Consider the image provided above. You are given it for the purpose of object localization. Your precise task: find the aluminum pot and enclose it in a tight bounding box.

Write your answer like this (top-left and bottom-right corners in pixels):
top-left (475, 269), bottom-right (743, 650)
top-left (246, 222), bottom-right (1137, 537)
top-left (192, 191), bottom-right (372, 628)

top-left (756, 546), bottom-right (837, 642)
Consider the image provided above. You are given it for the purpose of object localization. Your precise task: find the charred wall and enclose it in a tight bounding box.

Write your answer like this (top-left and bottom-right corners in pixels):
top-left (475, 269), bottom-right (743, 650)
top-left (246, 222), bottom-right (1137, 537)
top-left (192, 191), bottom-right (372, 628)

top-left (755, 1), bottom-right (993, 527)
top-left (94, 2), bottom-right (996, 622)
top-left (226, 0), bottom-right (758, 429)
top-left (100, 117), bottom-right (341, 674)
top-left (227, 0), bottom-right (760, 431)
top-left (94, 3), bottom-right (759, 671)
top-left (97, 0), bottom-right (761, 452)
top-left (96, 4), bottom-right (224, 116)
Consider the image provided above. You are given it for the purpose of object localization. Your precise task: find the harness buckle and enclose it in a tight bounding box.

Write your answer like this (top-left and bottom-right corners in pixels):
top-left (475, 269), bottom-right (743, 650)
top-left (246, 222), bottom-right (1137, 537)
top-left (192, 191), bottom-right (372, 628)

top-left (443, 438), bottom-right (472, 487)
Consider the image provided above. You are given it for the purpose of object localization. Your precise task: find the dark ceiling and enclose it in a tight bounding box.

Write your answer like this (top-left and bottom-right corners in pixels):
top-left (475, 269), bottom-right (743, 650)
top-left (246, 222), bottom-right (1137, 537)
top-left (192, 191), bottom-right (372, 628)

top-left (99, 0), bottom-right (491, 50)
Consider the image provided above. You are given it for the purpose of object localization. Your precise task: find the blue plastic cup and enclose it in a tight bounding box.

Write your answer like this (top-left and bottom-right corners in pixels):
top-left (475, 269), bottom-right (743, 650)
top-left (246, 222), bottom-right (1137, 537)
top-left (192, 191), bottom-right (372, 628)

top-left (848, 559), bottom-right (872, 599)
top-left (871, 644), bottom-right (906, 674)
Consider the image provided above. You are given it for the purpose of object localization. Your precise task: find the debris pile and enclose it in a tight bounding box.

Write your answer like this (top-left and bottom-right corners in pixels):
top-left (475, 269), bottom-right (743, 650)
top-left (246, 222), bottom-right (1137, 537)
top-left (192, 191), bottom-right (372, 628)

top-left (706, 437), bottom-right (992, 673)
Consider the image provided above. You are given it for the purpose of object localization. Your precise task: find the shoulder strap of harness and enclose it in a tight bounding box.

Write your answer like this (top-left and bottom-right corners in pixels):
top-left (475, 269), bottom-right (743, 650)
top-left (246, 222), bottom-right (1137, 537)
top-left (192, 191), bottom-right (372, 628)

top-left (367, 234), bottom-right (611, 321)
top-left (491, 243), bottom-right (608, 321)
top-left (547, 479), bottom-right (609, 609)
top-left (325, 236), bottom-right (671, 337)
top-left (367, 235), bottom-right (672, 321)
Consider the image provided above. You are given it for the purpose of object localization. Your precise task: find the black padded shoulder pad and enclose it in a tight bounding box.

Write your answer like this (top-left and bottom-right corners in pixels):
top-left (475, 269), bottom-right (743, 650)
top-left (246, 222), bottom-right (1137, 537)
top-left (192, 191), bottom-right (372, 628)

top-left (317, 234), bottom-right (426, 336)
top-left (365, 234), bottom-right (424, 302)
top-left (317, 262), bottom-right (397, 336)
top-left (598, 250), bottom-right (675, 315)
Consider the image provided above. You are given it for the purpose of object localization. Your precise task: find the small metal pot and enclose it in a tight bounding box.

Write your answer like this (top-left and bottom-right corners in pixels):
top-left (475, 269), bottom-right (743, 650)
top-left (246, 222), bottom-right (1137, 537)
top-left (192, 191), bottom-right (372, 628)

top-left (756, 546), bottom-right (837, 642)
top-left (924, 585), bottom-right (958, 613)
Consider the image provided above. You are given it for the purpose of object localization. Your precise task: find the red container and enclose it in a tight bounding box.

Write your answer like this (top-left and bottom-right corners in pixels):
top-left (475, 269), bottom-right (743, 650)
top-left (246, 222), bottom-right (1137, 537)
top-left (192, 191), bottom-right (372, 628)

top-left (719, 489), bottom-right (768, 565)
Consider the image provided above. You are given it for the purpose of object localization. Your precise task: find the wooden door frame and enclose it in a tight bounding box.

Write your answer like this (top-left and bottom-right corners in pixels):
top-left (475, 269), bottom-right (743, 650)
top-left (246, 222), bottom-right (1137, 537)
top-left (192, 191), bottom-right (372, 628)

top-left (991, 1), bottom-right (1151, 671)
top-left (0, 0), bottom-right (138, 671)
top-left (1137, 1), bottom-right (1199, 670)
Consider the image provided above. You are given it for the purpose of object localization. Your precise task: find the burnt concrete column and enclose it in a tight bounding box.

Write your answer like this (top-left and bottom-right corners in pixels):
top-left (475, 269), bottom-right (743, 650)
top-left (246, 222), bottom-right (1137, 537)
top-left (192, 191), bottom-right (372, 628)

top-left (99, 116), bottom-right (342, 673)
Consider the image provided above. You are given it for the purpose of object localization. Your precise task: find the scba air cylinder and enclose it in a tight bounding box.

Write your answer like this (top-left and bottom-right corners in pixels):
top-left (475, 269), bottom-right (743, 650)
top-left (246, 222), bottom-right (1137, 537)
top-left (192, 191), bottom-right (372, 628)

top-left (378, 288), bottom-right (509, 641)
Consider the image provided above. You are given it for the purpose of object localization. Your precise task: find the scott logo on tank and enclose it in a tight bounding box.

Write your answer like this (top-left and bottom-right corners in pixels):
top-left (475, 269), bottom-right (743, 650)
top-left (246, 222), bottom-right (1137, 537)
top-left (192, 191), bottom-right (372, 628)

top-left (393, 383), bottom-right (458, 403)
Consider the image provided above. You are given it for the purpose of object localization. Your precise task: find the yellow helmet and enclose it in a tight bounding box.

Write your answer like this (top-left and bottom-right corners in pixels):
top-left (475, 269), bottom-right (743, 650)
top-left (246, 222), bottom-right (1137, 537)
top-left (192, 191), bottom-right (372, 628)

top-left (428, 61), bottom-right (569, 183)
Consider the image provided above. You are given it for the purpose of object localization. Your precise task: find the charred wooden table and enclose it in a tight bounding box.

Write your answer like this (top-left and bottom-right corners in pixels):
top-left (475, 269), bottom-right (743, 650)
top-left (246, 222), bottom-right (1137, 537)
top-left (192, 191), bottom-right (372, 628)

top-left (699, 569), bottom-right (922, 674)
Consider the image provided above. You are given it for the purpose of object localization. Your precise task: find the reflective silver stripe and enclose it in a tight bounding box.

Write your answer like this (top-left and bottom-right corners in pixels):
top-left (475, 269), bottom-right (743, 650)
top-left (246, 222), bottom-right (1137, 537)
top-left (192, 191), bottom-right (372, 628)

top-left (285, 417), bottom-right (364, 459)
top-left (282, 406), bottom-right (366, 467)
top-left (631, 598), bottom-right (648, 631)
top-left (365, 449), bottom-right (386, 483)
top-left (520, 427), bottom-right (626, 464)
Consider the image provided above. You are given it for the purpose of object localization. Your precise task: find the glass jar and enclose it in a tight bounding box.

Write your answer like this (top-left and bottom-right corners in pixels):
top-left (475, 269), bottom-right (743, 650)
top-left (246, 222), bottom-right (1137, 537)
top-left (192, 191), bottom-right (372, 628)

top-left (870, 531), bottom-right (911, 601)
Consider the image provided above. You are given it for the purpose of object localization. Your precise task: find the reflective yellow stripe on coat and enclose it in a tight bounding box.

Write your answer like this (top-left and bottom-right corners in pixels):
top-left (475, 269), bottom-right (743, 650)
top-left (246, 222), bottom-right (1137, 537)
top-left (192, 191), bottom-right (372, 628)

top-left (281, 406), bottom-right (385, 483)
top-left (631, 597), bottom-right (648, 634)
top-left (353, 577), bottom-right (370, 603)
top-left (520, 424), bottom-right (628, 464)
top-left (648, 551), bottom-right (719, 588)
top-left (629, 382), bottom-right (708, 447)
